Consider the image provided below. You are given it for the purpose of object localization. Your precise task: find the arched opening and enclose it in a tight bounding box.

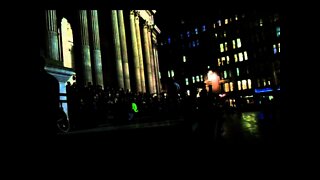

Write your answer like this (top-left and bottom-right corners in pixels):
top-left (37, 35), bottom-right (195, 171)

top-left (60, 18), bottom-right (74, 69)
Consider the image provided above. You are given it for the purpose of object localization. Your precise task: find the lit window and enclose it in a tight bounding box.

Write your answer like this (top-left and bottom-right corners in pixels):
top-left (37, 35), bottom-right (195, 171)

top-left (276, 27), bottom-right (280, 37)
top-left (236, 67), bottom-right (240, 76)
top-left (192, 76), bottom-right (195, 83)
top-left (185, 78), bottom-right (189, 85)
top-left (218, 20), bottom-right (221, 26)
top-left (263, 79), bottom-right (267, 86)
top-left (238, 52), bottom-right (243, 62)
top-left (234, 54), bottom-right (238, 62)
top-left (224, 42), bottom-right (228, 51)
top-left (195, 28), bottom-right (198, 35)
top-left (218, 58), bottom-right (221, 66)
top-left (208, 65), bottom-right (210, 69)
top-left (213, 23), bottom-right (216, 28)
top-left (168, 37), bottom-right (171, 44)
top-left (273, 44), bottom-right (277, 54)
top-left (278, 43), bottom-right (280, 53)
top-left (187, 90), bottom-right (190, 96)
top-left (242, 80), bottom-right (247, 90)
top-left (235, 15), bottom-right (238, 21)
top-left (168, 70), bottom-right (171, 78)
top-left (221, 57), bottom-right (225, 65)
top-left (192, 41), bottom-right (196, 47)
top-left (244, 51), bottom-right (248, 60)
top-left (226, 56), bottom-right (230, 64)
top-left (224, 83), bottom-right (229, 92)
top-left (171, 70), bottom-right (174, 77)
top-left (224, 31), bottom-right (227, 37)
top-left (183, 56), bottom-right (186, 62)
top-left (225, 19), bottom-right (228, 25)
top-left (187, 31), bottom-right (190, 38)
top-left (224, 70), bottom-right (227, 78)
top-left (202, 25), bottom-right (206, 32)
top-left (220, 43), bottom-right (224, 52)
top-left (248, 79), bottom-right (252, 89)
top-left (200, 75), bottom-right (203, 81)
top-left (215, 33), bottom-right (218, 38)
top-left (268, 80), bottom-right (271, 86)
top-left (197, 39), bottom-right (200, 46)
top-left (259, 19), bottom-right (263, 26)
top-left (230, 82), bottom-right (234, 91)
top-left (236, 38), bottom-right (242, 48)
top-left (196, 75), bottom-right (200, 82)
top-left (238, 81), bottom-right (241, 90)
top-left (232, 40), bottom-right (236, 49)
top-left (230, 18), bottom-right (232, 22)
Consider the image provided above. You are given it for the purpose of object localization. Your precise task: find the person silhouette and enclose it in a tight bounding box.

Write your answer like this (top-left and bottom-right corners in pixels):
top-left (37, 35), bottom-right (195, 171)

top-left (38, 55), bottom-right (60, 138)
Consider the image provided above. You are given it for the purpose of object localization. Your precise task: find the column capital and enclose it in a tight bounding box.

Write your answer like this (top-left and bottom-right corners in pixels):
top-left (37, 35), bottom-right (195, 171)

top-left (130, 10), bottom-right (135, 16)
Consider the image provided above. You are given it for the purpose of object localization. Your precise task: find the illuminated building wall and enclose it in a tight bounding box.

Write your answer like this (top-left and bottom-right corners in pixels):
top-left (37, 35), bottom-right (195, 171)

top-left (40, 10), bottom-right (161, 94)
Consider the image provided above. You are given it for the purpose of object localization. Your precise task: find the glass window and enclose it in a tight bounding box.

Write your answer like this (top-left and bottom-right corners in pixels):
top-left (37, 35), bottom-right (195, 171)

top-left (196, 76), bottom-right (200, 82)
top-left (185, 78), bottom-right (189, 85)
top-left (257, 79), bottom-right (260, 87)
top-left (238, 81), bottom-right (242, 90)
top-left (192, 41), bottom-right (196, 47)
top-left (263, 79), bottom-right (267, 86)
top-left (239, 52), bottom-right (243, 62)
top-left (268, 80), bottom-right (271, 86)
top-left (221, 57), bottom-right (225, 65)
top-left (171, 70), bottom-right (174, 77)
top-left (259, 19), bottom-right (263, 26)
top-left (232, 40), bottom-right (236, 49)
top-left (187, 31), bottom-right (190, 38)
top-left (225, 19), bottom-right (228, 25)
top-left (195, 28), bottom-right (198, 35)
top-left (230, 82), bottom-right (234, 91)
top-left (234, 54), bottom-right (238, 62)
top-left (278, 43), bottom-right (280, 53)
top-left (213, 23), bottom-right (216, 28)
top-left (183, 56), bottom-right (186, 62)
top-left (218, 20), bottom-right (221, 26)
top-left (220, 43), bottom-right (224, 52)
top-left (236, 38), bottom-right (242, 48)
top-left (276, 27), bottom-right (280, 37)
top-left (248, 79), bottom-right (252, 89)
top-left (197, 39), bottom-right (200, 46)
top-left (218, 58), bottom-right (221, 66)
top-left (242, 80), bottom-right (247, 90)
top-left (200, 75), bottom-right (203, 81)
top-left (229, 70), bottom-right (232, 78)
top-left (215, 33), bottom-right (218, 38)
top-left (226, 56), bottom-right (230, 64)
top-left (168, 37), bottom-right (171, 44)
top-left (208, 65), bottom-right (210, 69)
top-left (224, 83), bottom-right (229, 92)
top-left (235, 15), bottom-right (238, 21)
top-left (244, 51), bottom-right (248, 60)
top-left (236, 67), bottom-right (240, 76)
top-left (224, 70), bottom-right (227, 78)
top-left (168, 70), bottom-right (171, 78)
top-left (224, 31), bottom-right (227, 37)
top-left (202, 25), bottom-right (206, 32)
top-left (192, 76), bottom-right (195, 83)
top-left (224, 42), bottom-right (228, 51)
top-left (273, 44), bottom-right (277, 54)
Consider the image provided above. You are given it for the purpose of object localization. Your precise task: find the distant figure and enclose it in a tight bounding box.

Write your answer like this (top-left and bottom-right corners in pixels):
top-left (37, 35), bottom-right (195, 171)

top-left (38, 55), bottom-right (60, 137)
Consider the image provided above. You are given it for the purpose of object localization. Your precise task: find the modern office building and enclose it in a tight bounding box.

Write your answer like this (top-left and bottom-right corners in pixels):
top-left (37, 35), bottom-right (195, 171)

top-left (157, 10), bottom-right (280, 107)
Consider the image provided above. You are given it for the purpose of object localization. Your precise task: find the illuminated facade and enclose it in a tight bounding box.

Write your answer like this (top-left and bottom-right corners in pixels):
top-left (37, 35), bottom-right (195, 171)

top-left (40, 10), bottom-right (161, 115)
top-left (158, 10), bottom-right (280, 107)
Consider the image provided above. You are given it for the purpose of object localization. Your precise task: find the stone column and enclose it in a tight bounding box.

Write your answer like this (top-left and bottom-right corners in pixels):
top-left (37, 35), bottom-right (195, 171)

top-left (142, 24), bottom-right (153, 94)
top-left (89, 10), bottom-right (104, 88)
top-left (111, 10), bottom-right (124, 89)
top-left (135, 14), bottom-right (146, 93)
top-left (79, 10), bottom-right (93, 85)
top-left (117, 10), bottom-right (131, 91)
top-left (148, 28), bottom-right (156, 94)
top-left (130, 10), bottom-right (142, 92)
top-left (45, 10), bottom-right (59, 61)
top-left (153, 46), bottom-right (161, 94)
